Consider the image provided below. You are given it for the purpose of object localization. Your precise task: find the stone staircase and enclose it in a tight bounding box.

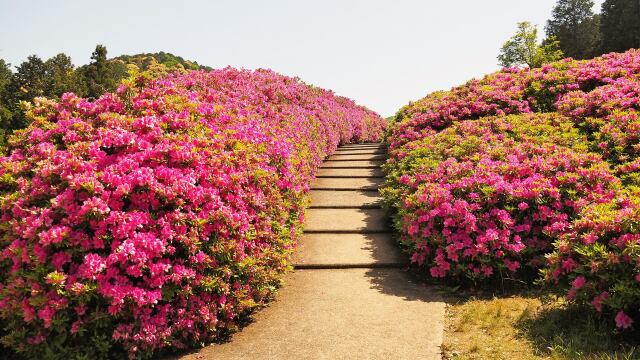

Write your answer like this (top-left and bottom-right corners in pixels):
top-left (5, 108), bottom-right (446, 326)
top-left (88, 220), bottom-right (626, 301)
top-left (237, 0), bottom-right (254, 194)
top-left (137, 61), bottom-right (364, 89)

top-left (295, 143), bottom-right (404, 269)
top-left (181, 143), bottom-right (445, 360)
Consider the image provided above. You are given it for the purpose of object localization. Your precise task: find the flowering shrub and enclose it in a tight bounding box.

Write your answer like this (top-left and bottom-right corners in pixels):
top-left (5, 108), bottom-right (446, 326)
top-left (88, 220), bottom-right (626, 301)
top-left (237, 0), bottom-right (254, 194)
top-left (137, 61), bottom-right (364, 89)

top-left (382, 114), bottom-right (618, 281)
top-left (543, 191), bottom-right (640, 330)
top-left (390, 49), bottom-right (640, 149)
top-left (384, 49), bottom-right (640, 328)
top-left (0, 68), bottom-right (385, 358)
top-left (556, 77), bottom-right (640, 185)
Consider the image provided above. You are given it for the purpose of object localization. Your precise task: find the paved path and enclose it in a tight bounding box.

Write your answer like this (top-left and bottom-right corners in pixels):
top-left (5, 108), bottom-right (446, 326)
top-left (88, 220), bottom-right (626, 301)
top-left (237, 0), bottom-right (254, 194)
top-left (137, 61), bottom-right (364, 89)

top-left (181, 143), bottom-right (445, 360)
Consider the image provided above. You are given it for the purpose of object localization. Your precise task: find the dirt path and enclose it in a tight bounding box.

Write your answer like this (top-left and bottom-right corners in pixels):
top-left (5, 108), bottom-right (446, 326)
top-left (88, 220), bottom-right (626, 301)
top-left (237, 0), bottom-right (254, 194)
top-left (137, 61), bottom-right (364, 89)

top-left (181, 143), bottom-right (445, 360)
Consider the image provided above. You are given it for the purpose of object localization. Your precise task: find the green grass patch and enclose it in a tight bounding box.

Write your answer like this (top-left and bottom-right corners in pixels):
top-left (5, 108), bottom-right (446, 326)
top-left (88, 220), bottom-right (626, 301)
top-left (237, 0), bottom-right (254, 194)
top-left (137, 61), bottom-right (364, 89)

top-left (442, 289), bottom-right (640, 360)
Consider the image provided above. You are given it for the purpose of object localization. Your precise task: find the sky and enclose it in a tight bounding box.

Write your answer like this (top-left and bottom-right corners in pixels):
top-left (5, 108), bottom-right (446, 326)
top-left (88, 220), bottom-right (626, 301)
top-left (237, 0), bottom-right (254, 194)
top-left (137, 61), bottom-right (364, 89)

top-left (0, 0), bottom-right (604, 117)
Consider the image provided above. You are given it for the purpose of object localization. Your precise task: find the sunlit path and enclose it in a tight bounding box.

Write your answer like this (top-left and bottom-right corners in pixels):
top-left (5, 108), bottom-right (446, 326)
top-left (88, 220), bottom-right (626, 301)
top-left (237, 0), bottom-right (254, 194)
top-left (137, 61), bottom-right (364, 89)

top-left (180, 143), bottom-right (445, 360)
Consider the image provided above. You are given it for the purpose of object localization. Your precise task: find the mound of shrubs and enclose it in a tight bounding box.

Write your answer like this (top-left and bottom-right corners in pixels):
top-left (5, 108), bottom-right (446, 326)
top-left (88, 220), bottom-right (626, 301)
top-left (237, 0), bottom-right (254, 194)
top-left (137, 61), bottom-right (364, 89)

top-left (384, 49), bottom-right (640, 328)
top-left (0, 68), bottom-right (386, 358)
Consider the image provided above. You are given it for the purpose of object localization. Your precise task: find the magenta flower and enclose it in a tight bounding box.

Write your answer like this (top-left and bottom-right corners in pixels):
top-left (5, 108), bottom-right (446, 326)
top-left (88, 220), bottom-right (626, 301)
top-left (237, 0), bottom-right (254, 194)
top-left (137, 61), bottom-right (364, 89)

top-left (615, 311), bottom-right (633, 329)
top-left (571, 276), bottom-right (586, 290)
top-left (383, 48), bottom-right (640, 331)
top-left (0, 68), bottom-right (386, 357)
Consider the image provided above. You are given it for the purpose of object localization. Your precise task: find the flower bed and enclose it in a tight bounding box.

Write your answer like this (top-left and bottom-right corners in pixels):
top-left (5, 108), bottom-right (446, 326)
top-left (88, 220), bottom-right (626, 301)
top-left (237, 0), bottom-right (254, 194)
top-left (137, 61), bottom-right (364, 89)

top-left (383, 114), bottom-right (618, 281)
top-left (543, 191), bottom-right (640, 330)
top-left (0, 68), bottom-right (386, 358)
top-left (384, 49), bottom-right (640, 328)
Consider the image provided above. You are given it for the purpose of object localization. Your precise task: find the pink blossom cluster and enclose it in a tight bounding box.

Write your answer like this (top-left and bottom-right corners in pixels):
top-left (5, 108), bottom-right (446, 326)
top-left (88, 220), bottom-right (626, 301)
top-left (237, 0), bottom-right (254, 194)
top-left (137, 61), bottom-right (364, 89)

top-left (389, 49), bottom-right (640, 149)
top-left (556, 77), bottom-right (640, 183)
top-left (384, 49), bottom-right (640, 329)
top-left (0, 68), bottom-right (385, 358)
top-left (383, 114), bottom-right (617, 280)
top-left (543, 192), bottom-right (640, 330)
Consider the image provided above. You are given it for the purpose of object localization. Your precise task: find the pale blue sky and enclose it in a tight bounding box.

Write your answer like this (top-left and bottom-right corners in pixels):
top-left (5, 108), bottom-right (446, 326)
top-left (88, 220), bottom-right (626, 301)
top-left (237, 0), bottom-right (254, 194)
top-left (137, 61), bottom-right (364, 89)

top-left (0, 0), bottom-right (604, 116)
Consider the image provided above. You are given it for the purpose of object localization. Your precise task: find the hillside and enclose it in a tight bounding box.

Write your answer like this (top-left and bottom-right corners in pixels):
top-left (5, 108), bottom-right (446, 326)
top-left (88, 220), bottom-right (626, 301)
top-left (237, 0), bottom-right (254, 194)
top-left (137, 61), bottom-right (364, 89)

top-left (112, 51), bottom-right (212, 71)
top-left (383, 48), bottom-right (640, 327)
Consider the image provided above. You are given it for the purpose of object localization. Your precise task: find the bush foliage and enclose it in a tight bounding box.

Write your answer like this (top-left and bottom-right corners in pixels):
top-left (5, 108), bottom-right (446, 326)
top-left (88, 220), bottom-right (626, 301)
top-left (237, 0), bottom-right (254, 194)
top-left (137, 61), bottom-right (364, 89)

top-left (0, 68), bottom-right (385, 358)
top-left (384, 49), bottom-right (640, 328)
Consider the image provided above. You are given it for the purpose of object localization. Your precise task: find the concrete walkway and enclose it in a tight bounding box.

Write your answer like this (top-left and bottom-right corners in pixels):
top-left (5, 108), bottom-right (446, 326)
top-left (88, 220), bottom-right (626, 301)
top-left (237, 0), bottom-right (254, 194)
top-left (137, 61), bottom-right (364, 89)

top-left (181, 143), bottom-right (445, 360)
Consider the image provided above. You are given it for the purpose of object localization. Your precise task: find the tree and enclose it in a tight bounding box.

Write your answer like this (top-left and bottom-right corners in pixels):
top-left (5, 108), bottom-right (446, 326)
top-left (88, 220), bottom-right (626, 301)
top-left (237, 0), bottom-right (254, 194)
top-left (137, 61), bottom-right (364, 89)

top-left (546, 0), bottom-right (601, 59)
top-left (0, 59), bottom-right (11, 91)
top-left (4, 55), bottom-right (49, 129)
top-left (498, 22), bottom-right (564, 68)
top-left (79, 44), bottom-right (119, 98)
top-left (0, 59), bottom-right (14, 131)
top-left (44, 53), bottom-right (85, 97)
top-left (8, 55), bottom-right (48, 100)
top-left (600, 0), bottom-right (640, 53)
top-left (114, 52), bottom-right (212, 71)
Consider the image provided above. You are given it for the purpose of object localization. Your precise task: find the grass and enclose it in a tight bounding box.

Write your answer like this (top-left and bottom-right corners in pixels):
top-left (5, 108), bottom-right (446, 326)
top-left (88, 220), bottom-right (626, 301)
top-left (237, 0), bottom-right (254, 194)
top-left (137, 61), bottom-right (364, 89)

top-left (441, 289), bottom-right (640, 360)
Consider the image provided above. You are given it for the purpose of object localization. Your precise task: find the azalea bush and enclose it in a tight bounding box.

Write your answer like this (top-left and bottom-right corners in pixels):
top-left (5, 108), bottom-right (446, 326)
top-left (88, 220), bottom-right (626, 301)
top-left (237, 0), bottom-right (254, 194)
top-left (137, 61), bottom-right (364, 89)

top-left (543, 191), bottom-right (640, 330)
top-left (391, 50), bottom-right (640, 149)
top-left (384, 49), bottom-right (640, 329)
top-left (382, 114), bottom-right (618, 281)
top-left (0, 68), bottom-right (385, 359)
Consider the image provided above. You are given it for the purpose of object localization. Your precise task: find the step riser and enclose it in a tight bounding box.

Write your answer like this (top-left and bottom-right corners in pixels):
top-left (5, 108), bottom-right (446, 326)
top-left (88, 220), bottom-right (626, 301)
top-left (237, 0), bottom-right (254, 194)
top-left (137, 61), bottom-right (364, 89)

top-left (324, 159), bottom-right (385, 166)
top-left (317, 176), bottom-right (383, 179)
top-left (333, 151), bottom-right (387, 155)
top-left (311, 188), bottom-right (379, 191)
top-left (328, 155), bottom-right (388, 161)
top-left (304, 230), bottom-right (389, 234)
top-left (294, 233), bottom-right (405, 268)
top-left (309, 190), bottom-right (382, 208)
top-left (309, 205), bottom-right (382, 209)
top-left (320, 166), bottom-right (380, 169)
top-left (317, 168), bottom-right (384, 177)
top-left (336, 147), bottom-right (386, 150)
top-left (321, 160), bottom-right (385, 168)
top-left (340, 143), bottom-right (387, 145)
top-left (294, 263), bottom-right (404, 269)
top-left (311, 177), bottom-right (383, 190)
top-left (304, 208), bottom-right (388, 233)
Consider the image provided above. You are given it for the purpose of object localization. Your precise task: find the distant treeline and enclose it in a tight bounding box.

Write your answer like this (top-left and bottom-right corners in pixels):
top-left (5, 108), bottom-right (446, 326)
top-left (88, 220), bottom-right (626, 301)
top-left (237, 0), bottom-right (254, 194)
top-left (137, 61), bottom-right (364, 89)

top-left (547, 0), bottom-right (640, 60)
top-left (499, 0), bottom-right (640, 68)
top-left (0, 45), bottom-right (211, 135)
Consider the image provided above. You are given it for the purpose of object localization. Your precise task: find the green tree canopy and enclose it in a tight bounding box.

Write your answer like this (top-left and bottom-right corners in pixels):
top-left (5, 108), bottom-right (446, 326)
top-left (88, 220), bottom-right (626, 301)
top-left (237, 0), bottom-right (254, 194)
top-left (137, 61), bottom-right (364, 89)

top-left (8, 55), bottom-right (48, 100)
top-left (5, 55), bottom-right (49, 129)
top-left (498, 22), bottom-right (564, 68)
top-left (0, 59), bottom-right (13, 131)
top-left (0, 46), bottom-right (210, 134)
top-left (546, 0), bottom-right (601, 59)
top-left (600, 0), bottom-right (640, 53)
top-left (114, 51), bottom-right (211, 71)
top-left (79, 44), bottom-right (120, 98)
top-left (44, 53), bottom-right (85, 97)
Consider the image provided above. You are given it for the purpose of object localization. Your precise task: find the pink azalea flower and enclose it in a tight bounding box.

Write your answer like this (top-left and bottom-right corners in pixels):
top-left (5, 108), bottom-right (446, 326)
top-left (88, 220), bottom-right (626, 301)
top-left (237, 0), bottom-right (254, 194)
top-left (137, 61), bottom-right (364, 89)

top-left (615, 311), bottom-right (633, 329)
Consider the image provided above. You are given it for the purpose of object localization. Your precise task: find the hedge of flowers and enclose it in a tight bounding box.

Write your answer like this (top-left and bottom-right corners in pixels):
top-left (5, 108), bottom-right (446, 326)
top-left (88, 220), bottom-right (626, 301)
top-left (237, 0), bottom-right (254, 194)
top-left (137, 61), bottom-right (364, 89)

top-left (0, 68), bottom-right (386, 358)
top-left (384, 49), bottom-right (640, 328)
top-left (384, 114), bottom-right (618, 280)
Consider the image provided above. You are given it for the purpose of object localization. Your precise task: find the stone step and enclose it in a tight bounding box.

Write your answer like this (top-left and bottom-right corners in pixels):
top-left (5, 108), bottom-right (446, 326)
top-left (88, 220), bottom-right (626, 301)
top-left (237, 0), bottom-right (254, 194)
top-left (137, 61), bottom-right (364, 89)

top-left (339, 144), bottom-right (387, 149)
top-left (321, 160), bottom-right (385, 168)
top-left (304, 208), bottom-right (388, 233)
top-left (342, 142), bottom-right (384, 145)
top-left (316, 168), bottom-right (384, 178)
top-left (311, 177), bottom-right (383, 190)
top-left (294, 233), bottom-right (405, 268)
top-left (309, 190), bottom-right (383, 208)
top-left (328, 154), bottom-right (388, 161)
top-left (181, 269), bottom-right (445, 360)
top-left (339, 147), bottom-right (387, 151)
top-left (334, 149), bottom-right (387, 155)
